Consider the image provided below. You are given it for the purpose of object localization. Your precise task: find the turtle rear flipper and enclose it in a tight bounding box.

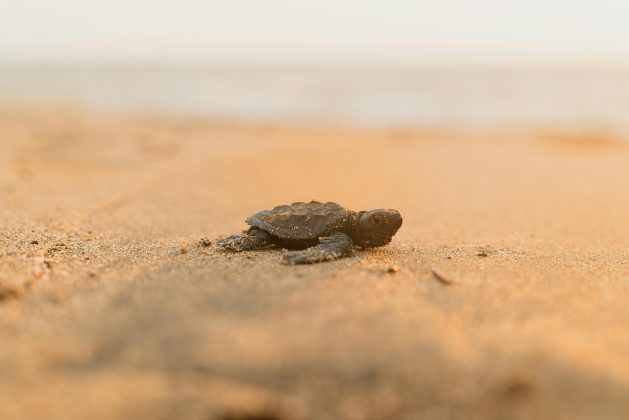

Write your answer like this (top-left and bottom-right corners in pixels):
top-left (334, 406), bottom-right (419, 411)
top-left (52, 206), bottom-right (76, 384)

top-left (217, 228), bottom-right (273, 252)
top-left (282, 232), bottom-right (353, 265)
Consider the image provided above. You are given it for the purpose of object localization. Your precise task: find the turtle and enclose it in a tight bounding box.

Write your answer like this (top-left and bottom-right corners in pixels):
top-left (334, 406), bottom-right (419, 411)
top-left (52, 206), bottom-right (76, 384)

top-left (216, 201), bottom-right (403, 264)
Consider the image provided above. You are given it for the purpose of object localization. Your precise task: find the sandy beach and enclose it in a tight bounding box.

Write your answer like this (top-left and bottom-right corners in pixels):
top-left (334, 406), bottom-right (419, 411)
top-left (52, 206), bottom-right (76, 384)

top-left (1, 107), bottom-right (629, 419)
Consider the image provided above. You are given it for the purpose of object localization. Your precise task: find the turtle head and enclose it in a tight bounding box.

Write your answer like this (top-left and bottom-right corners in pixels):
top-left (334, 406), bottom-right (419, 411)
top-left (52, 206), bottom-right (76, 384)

top-left (353, 209), bottom-right (403, 248)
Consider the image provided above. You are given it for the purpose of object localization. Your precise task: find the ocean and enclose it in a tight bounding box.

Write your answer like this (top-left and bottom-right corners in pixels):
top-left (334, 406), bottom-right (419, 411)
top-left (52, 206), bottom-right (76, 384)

top-left (2, 63), bottom-right (629, 129)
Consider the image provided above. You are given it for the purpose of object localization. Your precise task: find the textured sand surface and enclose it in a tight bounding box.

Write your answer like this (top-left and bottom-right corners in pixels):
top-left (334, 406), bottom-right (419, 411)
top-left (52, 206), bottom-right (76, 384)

top-left (1, 108), bottom-right (629, 420)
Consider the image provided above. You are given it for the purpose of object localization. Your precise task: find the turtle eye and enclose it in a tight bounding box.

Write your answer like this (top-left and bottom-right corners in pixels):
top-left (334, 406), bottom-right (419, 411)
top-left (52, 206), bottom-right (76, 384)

top-left (372, 214), bottom-right (385, 225)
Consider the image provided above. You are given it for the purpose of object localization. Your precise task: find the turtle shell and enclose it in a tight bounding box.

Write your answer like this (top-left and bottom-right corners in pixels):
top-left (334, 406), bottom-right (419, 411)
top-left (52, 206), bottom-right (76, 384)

top-left (247, 201), bottom-right (349, 240)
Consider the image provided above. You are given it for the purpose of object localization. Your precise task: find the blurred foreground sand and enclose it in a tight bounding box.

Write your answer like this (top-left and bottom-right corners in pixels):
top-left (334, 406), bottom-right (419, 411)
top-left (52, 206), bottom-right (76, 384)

top-left (1, 108), bottom-right (629, 420)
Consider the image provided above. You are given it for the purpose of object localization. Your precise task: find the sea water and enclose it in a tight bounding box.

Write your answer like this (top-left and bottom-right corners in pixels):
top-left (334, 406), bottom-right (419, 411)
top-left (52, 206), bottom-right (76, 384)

top-left (2, 63), bottom-right (629, 130)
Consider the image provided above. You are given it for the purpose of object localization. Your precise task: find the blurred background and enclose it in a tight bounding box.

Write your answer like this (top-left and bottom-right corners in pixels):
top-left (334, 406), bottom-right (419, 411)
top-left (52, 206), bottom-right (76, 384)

top-left (2, 0), bottom-right (629, 129)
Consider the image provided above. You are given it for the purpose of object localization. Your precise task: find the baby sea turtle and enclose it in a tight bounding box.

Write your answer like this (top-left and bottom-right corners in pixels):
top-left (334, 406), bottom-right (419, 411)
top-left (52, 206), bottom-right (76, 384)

top-left (217, 201), bottom-right (403, 264)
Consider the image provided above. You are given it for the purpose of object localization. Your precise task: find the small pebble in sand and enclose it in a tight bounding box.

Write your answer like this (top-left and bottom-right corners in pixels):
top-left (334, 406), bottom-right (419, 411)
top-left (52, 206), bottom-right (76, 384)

top-left (30, 240), bottom-right (39, 245)
top-left (477, 251), bottom-right (489, 257)
top-left (199, 237), bottom-right (212, 247)
top-left (431, 268), bottom-right (454, 285)
top-left (180, 248), bottom-right (189, 255)
top-left (386, 265), bottom-right (400, 273)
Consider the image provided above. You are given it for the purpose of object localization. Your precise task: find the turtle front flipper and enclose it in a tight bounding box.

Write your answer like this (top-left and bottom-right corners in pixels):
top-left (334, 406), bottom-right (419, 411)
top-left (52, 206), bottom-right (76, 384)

top-left (217, 228), bottom-right (273, 252)
top-left (282, 232), bottom-right (353, 265)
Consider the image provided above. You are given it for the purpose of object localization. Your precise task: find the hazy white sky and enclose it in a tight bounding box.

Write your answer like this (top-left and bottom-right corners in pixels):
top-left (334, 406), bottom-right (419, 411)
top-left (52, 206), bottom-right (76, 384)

top-left (2, 0), bottom-right (629, 64)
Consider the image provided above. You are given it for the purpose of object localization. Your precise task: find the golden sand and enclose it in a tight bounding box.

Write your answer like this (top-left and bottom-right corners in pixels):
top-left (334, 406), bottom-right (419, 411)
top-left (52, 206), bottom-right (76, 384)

top-left (1, 108), bottom-right (628, 419)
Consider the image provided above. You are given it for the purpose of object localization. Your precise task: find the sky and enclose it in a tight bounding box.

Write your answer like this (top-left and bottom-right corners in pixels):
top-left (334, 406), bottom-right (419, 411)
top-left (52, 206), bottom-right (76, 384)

top-left (2, 0), bottom-right (629, 64)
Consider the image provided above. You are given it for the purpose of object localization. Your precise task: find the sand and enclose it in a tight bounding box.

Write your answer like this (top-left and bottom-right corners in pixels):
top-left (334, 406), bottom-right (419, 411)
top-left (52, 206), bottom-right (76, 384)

top-left (1, 108), bottom-right (628, 420)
